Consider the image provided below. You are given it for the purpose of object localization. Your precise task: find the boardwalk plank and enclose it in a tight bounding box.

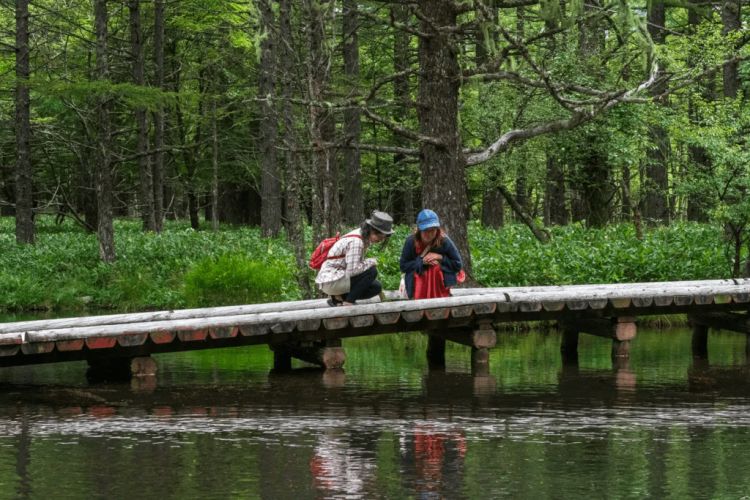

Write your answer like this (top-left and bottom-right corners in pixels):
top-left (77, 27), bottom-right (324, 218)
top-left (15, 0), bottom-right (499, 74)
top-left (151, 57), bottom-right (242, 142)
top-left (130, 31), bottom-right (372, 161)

top-left (56, 339), bottom-right (85, 351)
top-left (473, 303), bottom-right (496, 315)
top-left (0, 346), bottom-right (20, 356)
top-left (350, 315), bottom-right (375, 328)
top-left (632, 297), bottom-right (653, 307)
top-left (209, 326), bottom-right (238, 339)
top-left (425, 308), bottom-right (450, 320)
top-left (654, 296), bottom-right (673, 306)
top-left (401, 310), bottom-right (424, 322)
top-left (118, 334), bottom-right (148, 347)
top-left (673, 296), bottom-right (693, 306)
top-left (240, 324), bottom-right (270, 336)
top-left (450, 306), bottom-right (473, 318)
top-left (694, 295), bottom-right (714, 305)
top-left (85, 337), bottom-right (117, 349)
top-left (609, 298), bottom-right (631, 308)
top-left (518, 302), bottom-right (542, 312)
top-left (150, 331), bottom-right (176, 344)
top-left (270, 322), bottom-right (295, 334)
top-left (177, 330), bottom-right (208, 342)
top-left (296, 319), bottom-right (322, 331)
top-left (323, 317), bottom-right (349, 330)
top-left (541, 301), bottom-right (565, 312)
top-left (375, 313), bottom-right (400, 325)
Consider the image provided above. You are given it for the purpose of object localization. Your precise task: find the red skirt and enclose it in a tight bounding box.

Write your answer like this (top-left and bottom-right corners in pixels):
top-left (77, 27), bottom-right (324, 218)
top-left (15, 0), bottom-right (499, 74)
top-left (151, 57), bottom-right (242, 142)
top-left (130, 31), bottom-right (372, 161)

top-left (413, 265), bottom-right (451, 299)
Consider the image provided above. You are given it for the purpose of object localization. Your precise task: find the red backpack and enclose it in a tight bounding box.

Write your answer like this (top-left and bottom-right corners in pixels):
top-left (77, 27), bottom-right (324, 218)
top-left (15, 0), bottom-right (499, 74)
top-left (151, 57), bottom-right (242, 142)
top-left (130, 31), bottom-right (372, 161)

top-left (309, 233), bottom-right (362, 270)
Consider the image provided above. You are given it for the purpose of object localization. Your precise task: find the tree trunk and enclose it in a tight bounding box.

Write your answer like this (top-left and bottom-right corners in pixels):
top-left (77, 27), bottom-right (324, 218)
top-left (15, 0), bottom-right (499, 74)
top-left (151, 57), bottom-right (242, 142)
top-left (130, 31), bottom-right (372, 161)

top-left (546, 153), bottom-right (568, 225)
top-left (686, 4), bottom-right (713, 222)
top-left (259, 0), bottom-right (281, 237)
top-left (417, 0), bottom-right (472, 271)
top-left (15, 0), bottom-right (34, 244)
top-left (94, 0), bottom-right (115, 262)
top-left (279, 0), bottom-right (312, 298)
top-left (581, 151), bottom-right (611, 227)
top-left (575, 0), bottom-right (612, 228)
top-left (152, 0), bottom-right (165, 232)
top-left (341, 0), bottom-right (364, 225)
top-left (721, 0), bottom-right (741, 99)
top-left (481, 188), bottom-right (504, 228)
top-left (306, 0), bottom-right (339, 243)
top-left (211, 97), bottom-right (219, 231)
top-left (643, 0), bottom-right (670, 224)
top-left (129, 0), bottom-right (155, 232)
top-left (391, 4), bottom-right (414, 225)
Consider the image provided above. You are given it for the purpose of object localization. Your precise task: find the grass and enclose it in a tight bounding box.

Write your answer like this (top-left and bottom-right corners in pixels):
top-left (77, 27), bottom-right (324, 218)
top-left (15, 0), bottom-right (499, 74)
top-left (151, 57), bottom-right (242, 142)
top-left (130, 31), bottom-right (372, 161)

top-left (0, 216), bottom-right (740, 314)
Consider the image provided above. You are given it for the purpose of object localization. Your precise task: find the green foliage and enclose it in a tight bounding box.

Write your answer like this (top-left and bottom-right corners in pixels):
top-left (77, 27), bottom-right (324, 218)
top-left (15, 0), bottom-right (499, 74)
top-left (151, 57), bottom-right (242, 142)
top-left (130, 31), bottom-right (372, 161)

top-left (0, 216), bottom-right (299, 313)
top-left (471, 222), bottom-right (730, 286)
top-left (0, 217), bottom-right (737, 313)
top-left (183, 253), bottom-right (292, 307)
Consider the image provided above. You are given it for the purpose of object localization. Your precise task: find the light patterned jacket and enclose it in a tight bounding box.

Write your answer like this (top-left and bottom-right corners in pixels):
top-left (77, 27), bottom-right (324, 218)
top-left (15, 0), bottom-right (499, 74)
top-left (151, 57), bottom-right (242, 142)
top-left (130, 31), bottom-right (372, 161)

top-left (314, 229), bottom-right (376, 285)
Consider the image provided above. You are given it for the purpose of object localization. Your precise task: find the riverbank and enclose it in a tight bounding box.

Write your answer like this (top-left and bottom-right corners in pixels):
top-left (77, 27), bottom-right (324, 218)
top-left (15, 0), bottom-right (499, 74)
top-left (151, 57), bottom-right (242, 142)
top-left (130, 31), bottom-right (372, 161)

top-left (0, 216), bottom-right (736, 314)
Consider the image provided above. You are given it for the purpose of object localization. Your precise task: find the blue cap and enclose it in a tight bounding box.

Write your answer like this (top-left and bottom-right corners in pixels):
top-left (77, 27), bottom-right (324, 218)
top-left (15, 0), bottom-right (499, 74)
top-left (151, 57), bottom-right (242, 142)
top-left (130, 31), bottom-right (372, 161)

top-left (416, 209), bottom-right (440, 231)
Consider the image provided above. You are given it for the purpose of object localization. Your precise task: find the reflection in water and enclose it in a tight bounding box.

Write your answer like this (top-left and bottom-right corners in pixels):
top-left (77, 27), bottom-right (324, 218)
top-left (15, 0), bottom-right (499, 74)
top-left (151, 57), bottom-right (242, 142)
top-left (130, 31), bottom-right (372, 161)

top-left (1, 329), bottom-right (750, 497)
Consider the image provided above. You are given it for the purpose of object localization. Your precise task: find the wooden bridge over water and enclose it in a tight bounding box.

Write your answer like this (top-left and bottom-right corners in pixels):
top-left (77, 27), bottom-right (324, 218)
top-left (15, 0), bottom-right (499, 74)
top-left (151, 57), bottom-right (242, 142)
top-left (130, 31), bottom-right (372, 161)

top-left (1, 279), bottom-right (750, 378)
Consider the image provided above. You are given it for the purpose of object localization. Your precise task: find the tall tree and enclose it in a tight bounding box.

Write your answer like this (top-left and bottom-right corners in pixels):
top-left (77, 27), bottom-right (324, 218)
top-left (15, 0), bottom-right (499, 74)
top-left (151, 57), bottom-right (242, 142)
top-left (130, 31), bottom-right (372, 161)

top-left (306, 0), bottom-right (339, 243)
top-left (129, 0), bottom-right (155, 232)
top-left (642, 0), bottom-right (670, 224)
top-left (686, 2), bottom-right (713, 222)
top-left (341, 0), bottom-right (364, 224)
top-left (15, 0), bottom-right (34, 244)
top-left (721, 0), bottom-right (741, 99)
top-left (94, 0), bottom-right (115, 262)
top-left (279, 0), bottom-right (312, 297)
top-left (391, 3), bottom-right (414, 224)
top-left (417, 0), bottom-right (471, 270)
top-left (259, 0), bottom-right (281, 237)
top-left (152, 0), bottom-right (166, 232)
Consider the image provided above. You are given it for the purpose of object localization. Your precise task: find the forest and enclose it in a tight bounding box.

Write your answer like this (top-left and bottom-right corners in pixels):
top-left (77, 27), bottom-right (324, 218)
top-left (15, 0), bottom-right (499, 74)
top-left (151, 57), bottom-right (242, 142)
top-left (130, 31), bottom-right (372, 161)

top-left (0, 0), bottom-right (748, 310)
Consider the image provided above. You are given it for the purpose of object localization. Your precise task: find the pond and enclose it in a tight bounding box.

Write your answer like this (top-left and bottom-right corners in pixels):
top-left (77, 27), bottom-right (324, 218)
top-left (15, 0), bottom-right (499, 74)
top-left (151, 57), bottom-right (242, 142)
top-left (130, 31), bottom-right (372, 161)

top-left (0, 327), bottom-right (749, 498)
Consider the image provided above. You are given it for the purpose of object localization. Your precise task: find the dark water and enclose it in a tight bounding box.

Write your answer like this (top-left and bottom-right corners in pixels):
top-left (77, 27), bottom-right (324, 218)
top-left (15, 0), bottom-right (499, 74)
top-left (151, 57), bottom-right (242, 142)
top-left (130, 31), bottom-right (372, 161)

top-left (1, 328), bottom-right (750, 499)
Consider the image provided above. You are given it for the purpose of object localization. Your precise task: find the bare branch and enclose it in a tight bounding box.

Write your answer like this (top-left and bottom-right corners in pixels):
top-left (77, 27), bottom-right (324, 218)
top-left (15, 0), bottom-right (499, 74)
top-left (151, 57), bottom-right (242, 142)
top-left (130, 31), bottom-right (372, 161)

top-left (361, 107), bottom-right (444, 146)
top-left (466, 63), bottom-right (661, 166)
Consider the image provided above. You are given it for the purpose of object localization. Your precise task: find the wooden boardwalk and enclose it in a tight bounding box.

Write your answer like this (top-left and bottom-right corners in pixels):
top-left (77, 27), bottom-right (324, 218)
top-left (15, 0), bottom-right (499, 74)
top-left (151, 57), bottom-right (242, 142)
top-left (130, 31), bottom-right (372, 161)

top-left (1, 279), bottom-right (749, 377)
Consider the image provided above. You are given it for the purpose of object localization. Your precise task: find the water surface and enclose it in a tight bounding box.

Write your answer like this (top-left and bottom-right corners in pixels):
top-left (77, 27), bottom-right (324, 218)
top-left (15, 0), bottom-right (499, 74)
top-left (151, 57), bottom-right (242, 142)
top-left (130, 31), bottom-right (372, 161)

top-left (0, 327), bottom-right (749, 499)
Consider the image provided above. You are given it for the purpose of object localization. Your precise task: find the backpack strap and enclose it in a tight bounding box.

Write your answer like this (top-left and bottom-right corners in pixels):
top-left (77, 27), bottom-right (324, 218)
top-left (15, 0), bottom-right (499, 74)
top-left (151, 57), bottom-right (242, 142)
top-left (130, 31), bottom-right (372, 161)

top-left (326, 234), bottom-right (363, 261)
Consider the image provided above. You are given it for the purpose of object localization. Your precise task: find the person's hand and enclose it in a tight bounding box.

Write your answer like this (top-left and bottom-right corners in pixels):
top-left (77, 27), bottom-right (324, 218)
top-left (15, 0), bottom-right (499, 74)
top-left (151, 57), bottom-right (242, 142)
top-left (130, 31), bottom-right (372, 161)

top-left (423, 252), bottom-right (442, 265)
top-left (366, 257), bottom-right (377, 267)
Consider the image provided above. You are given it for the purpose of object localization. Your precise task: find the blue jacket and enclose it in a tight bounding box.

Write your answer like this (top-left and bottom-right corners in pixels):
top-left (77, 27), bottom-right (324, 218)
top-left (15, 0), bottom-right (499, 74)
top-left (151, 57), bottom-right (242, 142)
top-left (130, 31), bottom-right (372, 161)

top-left (399, 234), bottom-right (463, 299)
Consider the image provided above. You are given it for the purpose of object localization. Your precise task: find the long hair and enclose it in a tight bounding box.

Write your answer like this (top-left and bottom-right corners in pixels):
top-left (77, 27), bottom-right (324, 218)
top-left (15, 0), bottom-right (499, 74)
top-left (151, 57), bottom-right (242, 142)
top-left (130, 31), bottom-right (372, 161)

top-left (415, 227), bottom-right (444, 248)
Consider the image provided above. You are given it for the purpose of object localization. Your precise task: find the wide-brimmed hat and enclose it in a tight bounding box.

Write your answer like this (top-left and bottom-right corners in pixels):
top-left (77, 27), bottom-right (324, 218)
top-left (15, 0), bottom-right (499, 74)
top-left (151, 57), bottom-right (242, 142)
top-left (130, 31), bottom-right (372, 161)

top-left (416, 209), bottom-right (440, 231)
top-left (365, 210), bottom-right (394, 235)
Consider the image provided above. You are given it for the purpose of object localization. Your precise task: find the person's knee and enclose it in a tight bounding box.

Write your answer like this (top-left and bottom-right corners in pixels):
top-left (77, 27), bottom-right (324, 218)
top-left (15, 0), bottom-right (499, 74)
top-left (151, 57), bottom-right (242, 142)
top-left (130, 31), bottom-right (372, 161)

top-left (367, 266), bottom-right (378, 279)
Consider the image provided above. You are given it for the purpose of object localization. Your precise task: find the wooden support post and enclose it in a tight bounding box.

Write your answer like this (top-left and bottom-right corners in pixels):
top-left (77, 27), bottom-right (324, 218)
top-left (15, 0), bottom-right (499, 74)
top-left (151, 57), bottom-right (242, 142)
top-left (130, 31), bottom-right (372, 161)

top-left (611, 339), bottom-right (631, 358)
top-left (563, 317), bottom-right (636, 359)
top-left (691, 323), bottom-right (709, 359)
top-left (272, 340), bottom-right (346, 370)
top-left (471, 346), bottom-right (490, 376)
top-left (130, 356), bottom-right (157, 377)
top-left (87, 356), bottom-right (156, 379)
top-left (273, 349), bottom-right (292, 371)
top-left (426, 334), bottom-right (446, 369)
top-left (560, 326), bottom-right (579, 363)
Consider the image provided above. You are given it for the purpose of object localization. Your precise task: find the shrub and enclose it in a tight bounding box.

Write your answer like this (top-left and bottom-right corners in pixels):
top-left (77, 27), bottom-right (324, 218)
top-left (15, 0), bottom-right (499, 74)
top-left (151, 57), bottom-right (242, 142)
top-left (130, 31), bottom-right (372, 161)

top-left (183, 253), bottom-right (292, 307)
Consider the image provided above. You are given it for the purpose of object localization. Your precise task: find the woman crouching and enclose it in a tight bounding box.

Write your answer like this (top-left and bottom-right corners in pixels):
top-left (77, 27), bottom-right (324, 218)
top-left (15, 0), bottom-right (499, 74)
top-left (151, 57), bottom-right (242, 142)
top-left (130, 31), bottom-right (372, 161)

top-left (399, 209), bottom-right (463, 299)
top-left (315, 210), bottom-right (393, 306)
